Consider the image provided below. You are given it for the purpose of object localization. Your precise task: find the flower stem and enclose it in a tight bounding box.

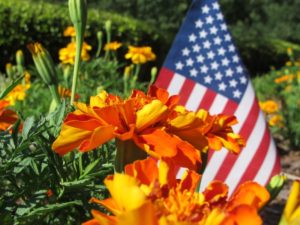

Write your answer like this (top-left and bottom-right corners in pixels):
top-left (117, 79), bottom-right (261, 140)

top-left (115, 139), bottom-right (147, 173)
top-left (70, 27), bottom-right (83, 105)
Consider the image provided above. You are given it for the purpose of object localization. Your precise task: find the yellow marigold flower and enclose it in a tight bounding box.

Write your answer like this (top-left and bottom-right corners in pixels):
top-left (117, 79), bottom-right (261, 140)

top-left (63, 26), bottom-right (76, 37)
top-left (52, 86), bottom-right (245, 171)
top-left (259, 100), bottom-right (279, 114)
top-left (83, 158), bottom-right (269, 225)
top-left (125, 46), bottom-right (156, 64)
top-left (5, 84), bottom-right (30, 106)
top-left (104, 41), bottom-right (122, 51)
top-left (24, 71), bottom-right (31, 84)
top-left (268, 114), bottom-right (283, 127)
top-left (280, 180), bottom-right (300, 225)
top-left (59, 41), bottom-right (92, 65)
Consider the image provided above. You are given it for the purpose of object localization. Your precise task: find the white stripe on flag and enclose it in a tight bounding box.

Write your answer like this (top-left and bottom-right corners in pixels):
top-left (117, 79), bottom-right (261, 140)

top-left (254, 138), bottom-right (277, 185)
top-left (232, 84), bottom-right (256, 132)
top-left (226, 111), bottom-right (266, 196)
top-left (209, 94), bottom-right (228, 114)
top-left (166, 73), bottom-right (185, 95)
top-left (199, 82), bottom-right (254, 191)
top-left (185, 83), bottom-right (207, 111)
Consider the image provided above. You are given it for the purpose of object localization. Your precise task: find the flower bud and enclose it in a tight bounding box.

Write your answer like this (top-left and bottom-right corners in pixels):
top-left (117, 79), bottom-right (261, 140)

top-left (68, 0), bottom-right (87, 37)
top-left (5, 63), bottom-right (14, 79)
top-left (16, 50), bottom-right (25, 74)
top-left (104, 20), bottom-right (112, 38)
top-left (150, 66), bottom-right (158, 85)
top-left (27, 42), bottom-right (57, 86)
top-left (266, 173), bottom-right (286, 200)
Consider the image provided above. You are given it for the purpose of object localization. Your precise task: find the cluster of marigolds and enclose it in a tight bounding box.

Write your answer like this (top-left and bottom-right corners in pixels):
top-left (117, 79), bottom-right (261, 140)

top-left (49, 85), bottom-right (274, 225)
top-left (1, 26), bottom-right (300, 225)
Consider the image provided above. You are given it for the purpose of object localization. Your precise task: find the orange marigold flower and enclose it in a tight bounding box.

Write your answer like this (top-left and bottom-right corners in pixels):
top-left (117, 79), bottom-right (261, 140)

top-left (59, 41), bottom-right (92, 65)
top-left (125, 46), bottom-right (156, 64)
top-left (0, 100), bottom-right (18, 131)
top-left (104, 41), bottom-right (122, 51)
top-left (47, 189), bottom-right (54, 197)
top-left (274, 74), bottom-right (295, 84)
top-left (58, 85), bottom-right (80, 100)
top-left (259, 100), bottom-right (279, 114)
top-left (52, 86), bottom-right (244, 170)
top-left (63, 26), bottom-right (76, 37)
top-left (83, 158), bottom-right (269, 225)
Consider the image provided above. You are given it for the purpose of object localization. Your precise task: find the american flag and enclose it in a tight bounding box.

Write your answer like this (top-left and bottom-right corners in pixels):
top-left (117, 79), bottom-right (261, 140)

top-left (155, 0), bottom-right (281, 195)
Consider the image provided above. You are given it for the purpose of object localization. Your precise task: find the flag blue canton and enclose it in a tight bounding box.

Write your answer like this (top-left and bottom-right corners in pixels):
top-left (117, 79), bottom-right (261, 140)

top-left (163, 0), bottom-right (248, 103)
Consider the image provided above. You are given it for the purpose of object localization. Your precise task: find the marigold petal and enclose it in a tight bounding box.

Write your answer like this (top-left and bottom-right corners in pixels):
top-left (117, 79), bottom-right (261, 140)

top-left (104, 174), bottom-right (147, 212)
top-left (136, 100), bottom-right (169, 132)
top-left (125, 158), bottom-right (158, 186)
top-left (222, 205), bottom-right (262, 225)
top-left (90, 210), bottom-right (117, 225)
top-left (228, 181), bottom-right (270, 211)
top-left (52, 125), bottom-right (93, 155)
top-left (203, 181), bottom-right (228, 204)
top-left (79, 125), bottom-right (115, 151)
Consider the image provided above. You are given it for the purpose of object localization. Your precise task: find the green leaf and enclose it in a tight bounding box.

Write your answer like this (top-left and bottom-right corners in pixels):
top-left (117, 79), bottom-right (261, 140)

top-left (21, 116), bottom-right (35, 139)
top-left (80, 158), bottom-right (101, 178)
top-left (0, 75), bottom-right (24, 100)
top-left (60, 178), bottom-right (91, 188)
top-left (18, 200), bottom-right (82, 219)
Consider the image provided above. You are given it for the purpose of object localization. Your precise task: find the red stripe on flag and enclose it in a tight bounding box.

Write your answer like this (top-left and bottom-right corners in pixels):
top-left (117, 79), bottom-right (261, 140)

top-left (213, 99), bottom-right (260, 181)
top-left (178, 79), bottom-right (195, 105)
top-left (155, 67), bottom-right (174, 89)
top-left (222, 100), bottom-right (239, 115)
top-left (235, 127), bottom-right (270, 185)
top-left (265, 152), bottom-right (282, 186)
top-left (197, 89), bottom-right (217, 110)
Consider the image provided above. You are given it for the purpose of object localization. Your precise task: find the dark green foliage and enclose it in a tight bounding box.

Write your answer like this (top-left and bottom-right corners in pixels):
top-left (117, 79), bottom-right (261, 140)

top-left (0, 102), bottom-right (114, 224)
top-left (0, 0), bottom-right (160, 70)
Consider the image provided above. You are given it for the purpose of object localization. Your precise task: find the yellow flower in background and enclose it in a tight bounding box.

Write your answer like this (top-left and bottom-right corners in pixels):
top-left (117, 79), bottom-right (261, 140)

top-left (259, 100), bottom-right (279, 114)
top-left (5, 83), bottom-right (30, 105)
top-left (104, 41), bottom-right (122, 51)
top-left (63, 26), bottom-right (76, 37)
top-left (24, 71), bottom-right (31, 84)
top-left (268, 114), bottom-right (284, 127)
top-left (125, 46), bottom-right (156, 64)
top-left (280, 180), bottom-right (300, 225)
top-left (59, 41), bottom-right (92, 65)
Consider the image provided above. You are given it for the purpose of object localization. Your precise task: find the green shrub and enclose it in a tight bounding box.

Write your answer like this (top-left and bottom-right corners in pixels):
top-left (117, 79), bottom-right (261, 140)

top-left (0, 0), bottom-right (163, 70)
top-left (253, 49), bottom-right (300, 149)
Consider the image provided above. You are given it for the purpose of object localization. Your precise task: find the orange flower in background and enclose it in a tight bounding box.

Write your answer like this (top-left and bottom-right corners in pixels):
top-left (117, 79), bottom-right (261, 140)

top-left (259, 100), bottom-right (279, 114)
top-left (125, 46), bottom-right (156, 64)
top-left (52, 86), bottom-right (244, 171)
top-left (0, 100), bottom-right (18, 131)
top-left (104, 41), bottom-right (122, 51)
top-left (59, 41), bottom-right (92, 65)
top-left (63, 26), bottom-right (76, 37)
top-left (58, 85), bottom-right (80, 100)
top-left (83, 158), bottom-right (269, 225)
